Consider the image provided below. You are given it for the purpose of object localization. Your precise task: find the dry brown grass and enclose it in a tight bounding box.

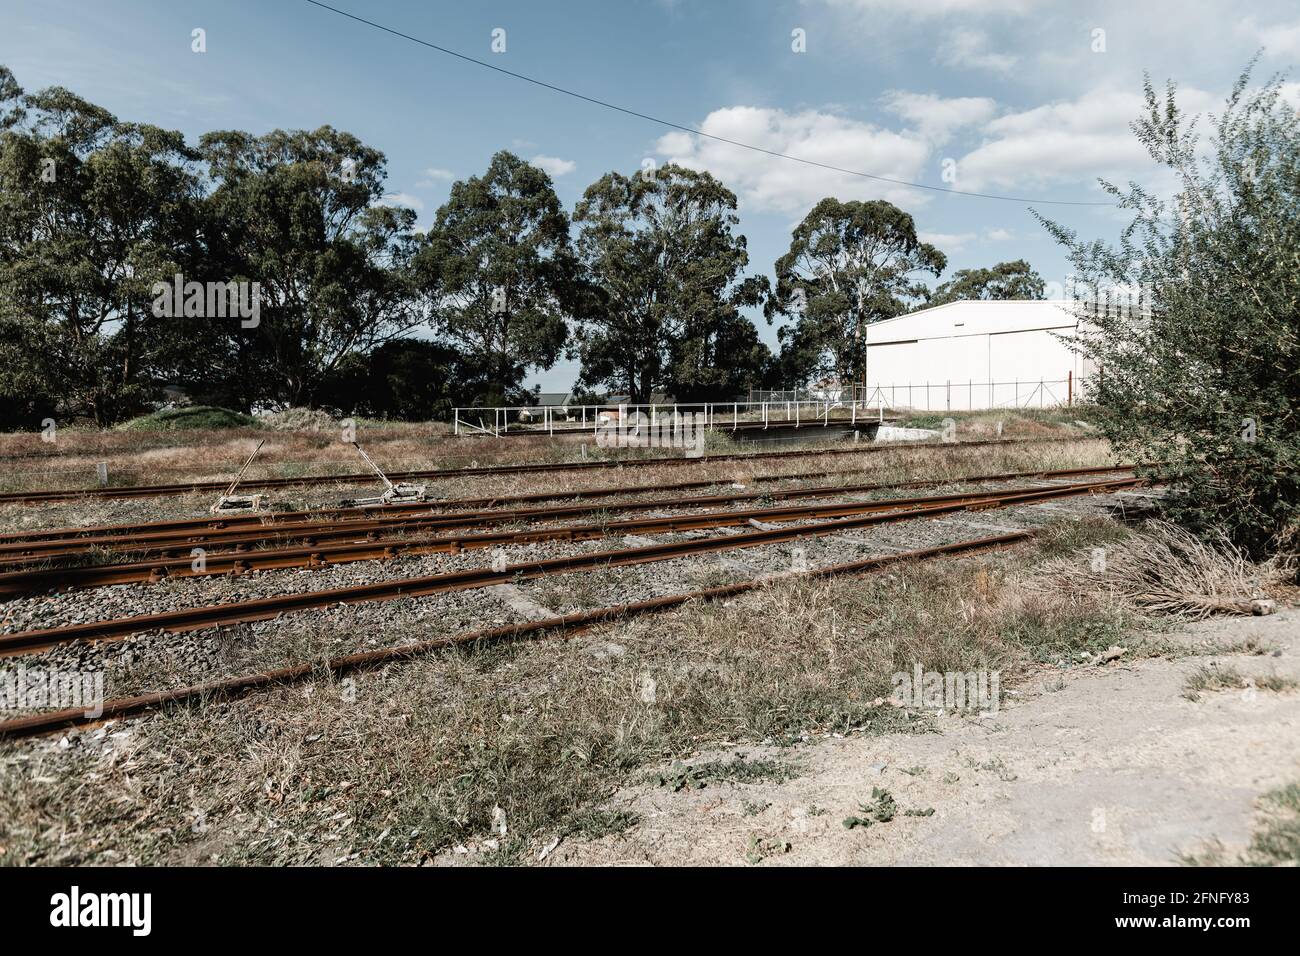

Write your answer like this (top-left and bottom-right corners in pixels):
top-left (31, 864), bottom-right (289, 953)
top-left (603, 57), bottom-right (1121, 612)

top-left (0, 423), bottom-right (596, 492)
top-left (0, 410), bottom-right (1104, 497)
top-left (896, 408), bottom-right (1099, 437)
top-left (1031, 521), bottom-right (1285, 619)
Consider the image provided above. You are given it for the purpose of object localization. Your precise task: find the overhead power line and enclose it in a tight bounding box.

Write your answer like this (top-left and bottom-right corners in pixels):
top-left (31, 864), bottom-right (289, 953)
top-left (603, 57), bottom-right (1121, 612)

top-left (301, 0), bottom-right (1115, 208)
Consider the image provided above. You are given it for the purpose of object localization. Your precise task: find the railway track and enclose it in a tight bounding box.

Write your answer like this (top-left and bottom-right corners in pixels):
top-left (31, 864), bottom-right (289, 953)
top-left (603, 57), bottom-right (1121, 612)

top-left (0, 530), bottom-right (1033, 741)
top-left (0, 461), bottom-right (1133, 548)
top-left (0, 475), bottom-right (1145, 655)
top-left (0, 463), bottom-right (1141, 568)
top-left (0, 436), bottom-right (1077, 505)
top-left (0, 474), bottom-right (1148, 594)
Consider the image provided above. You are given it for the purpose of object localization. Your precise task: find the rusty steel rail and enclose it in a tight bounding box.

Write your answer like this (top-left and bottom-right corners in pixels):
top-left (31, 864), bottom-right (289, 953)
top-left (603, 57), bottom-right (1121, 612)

top-left (0, 476), bottom-right (1143, 655)
top-left (0, 437), bottom-right (1077, 505)
top-left (0, 464), bottom-right (1142, 567)
top-left (0, 531), bottom-right (1033, 741)
top-left (0, 460), bottom-right (1137, 547)
top-left (0, 476), bottom-right (1147, 595)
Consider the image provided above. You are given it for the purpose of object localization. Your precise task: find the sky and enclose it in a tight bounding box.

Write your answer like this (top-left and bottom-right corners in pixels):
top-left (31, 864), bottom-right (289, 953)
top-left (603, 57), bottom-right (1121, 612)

top-left (2, 0), bottom-right (1297, 391)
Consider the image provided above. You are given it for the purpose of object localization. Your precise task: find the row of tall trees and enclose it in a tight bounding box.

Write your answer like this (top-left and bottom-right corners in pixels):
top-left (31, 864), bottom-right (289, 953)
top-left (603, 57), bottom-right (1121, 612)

top-left (0, 65), bottom-right (1043, 426)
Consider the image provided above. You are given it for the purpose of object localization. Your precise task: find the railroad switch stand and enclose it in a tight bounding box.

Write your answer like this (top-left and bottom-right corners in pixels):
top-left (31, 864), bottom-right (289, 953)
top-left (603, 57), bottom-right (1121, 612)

top-left (343, 441), bottom-right (427, 507)
top-left (210, 440), bottom-right (270, 514)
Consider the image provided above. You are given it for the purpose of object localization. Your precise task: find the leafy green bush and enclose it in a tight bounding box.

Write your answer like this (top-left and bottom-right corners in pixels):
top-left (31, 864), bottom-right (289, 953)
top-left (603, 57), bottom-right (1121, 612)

top-left (1039, 67), bottom-right (1300, 558)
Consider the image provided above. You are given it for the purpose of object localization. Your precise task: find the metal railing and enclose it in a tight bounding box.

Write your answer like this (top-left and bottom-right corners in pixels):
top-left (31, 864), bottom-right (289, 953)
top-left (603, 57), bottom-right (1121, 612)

top-left (453, 375), bottom-right (1081, 435)
top-left (452, 399), bottom-right (880, 437)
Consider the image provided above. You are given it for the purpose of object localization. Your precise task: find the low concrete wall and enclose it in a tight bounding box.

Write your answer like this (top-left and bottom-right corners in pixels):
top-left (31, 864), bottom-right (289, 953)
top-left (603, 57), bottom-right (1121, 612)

top-left (873, 425), bottom-right (941, 442)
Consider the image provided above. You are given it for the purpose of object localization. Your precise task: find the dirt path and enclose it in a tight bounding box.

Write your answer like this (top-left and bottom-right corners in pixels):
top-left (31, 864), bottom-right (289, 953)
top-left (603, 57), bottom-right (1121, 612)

top-left (552, 608), bottom-right (1300, 866)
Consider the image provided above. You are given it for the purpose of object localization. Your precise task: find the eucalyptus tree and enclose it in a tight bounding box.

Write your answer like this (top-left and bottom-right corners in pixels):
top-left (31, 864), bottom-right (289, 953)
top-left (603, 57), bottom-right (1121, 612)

top-left (414, 150), bottom-right (577, 406)
top-left (0, 68), bottom-right (204, 425)
top-left (572, 163), bottom-right (768, 403)
top-left (199, 126), bottom-right (422, 408)
top-left (766, 198), bottom-right (945, 388)
top-left (926, 259), bottom-right (1046, 306)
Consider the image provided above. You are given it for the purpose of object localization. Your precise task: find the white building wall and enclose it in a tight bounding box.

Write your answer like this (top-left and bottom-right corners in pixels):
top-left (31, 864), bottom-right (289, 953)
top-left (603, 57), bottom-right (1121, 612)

top-left (864, 300), bottom-right (1091, 411)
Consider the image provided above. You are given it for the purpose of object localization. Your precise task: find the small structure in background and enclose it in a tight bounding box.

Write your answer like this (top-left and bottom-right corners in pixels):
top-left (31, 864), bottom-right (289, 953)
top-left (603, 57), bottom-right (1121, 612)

top-left (518, 391), bottom-right (575, 422)
top-left (806, 378), bottom-right (846, 404)
top-left (210, 439), bottom-right (268, 514)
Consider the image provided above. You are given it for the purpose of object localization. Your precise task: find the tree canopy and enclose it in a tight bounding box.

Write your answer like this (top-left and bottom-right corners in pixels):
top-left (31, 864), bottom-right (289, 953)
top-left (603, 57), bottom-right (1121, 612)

top-left (766, 198), bottom-right (945, 388)
top-left (926, 259), bottom-right (1046, 307)
top-left (198, 126), bottom-right (422, 409)
top-left (414, 150), bottom-right (577, 406)
top-left (0, 69), bottom-right (204, 425)
top-left (571, 163), bottom-right (769, 403)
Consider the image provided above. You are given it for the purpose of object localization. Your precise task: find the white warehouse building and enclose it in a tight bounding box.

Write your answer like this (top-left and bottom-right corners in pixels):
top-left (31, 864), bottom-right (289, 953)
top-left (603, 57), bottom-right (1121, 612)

top-left (864, 300), bottom-right (1095, 411)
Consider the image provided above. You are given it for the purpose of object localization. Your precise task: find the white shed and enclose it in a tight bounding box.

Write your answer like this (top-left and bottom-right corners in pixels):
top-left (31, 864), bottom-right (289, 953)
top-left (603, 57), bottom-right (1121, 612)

top-left (863, 300), bottom-right (1094, 411)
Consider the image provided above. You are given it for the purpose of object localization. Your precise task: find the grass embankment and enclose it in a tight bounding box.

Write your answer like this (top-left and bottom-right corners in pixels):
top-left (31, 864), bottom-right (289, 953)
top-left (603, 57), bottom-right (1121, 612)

top-left (117, 406), bottom-right (260, 431)
top-left (897, 407), bottom-right (1100, 436)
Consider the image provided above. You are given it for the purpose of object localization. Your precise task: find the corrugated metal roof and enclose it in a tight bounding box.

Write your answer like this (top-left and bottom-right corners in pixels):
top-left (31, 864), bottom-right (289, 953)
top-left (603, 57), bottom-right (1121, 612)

top-left (867, 300), bottom-right (1079, 344)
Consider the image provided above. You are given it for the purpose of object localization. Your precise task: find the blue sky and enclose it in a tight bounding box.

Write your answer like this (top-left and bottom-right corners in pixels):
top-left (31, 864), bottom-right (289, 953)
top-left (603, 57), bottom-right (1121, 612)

top-left (3, 0), bottom-right (1297, 390)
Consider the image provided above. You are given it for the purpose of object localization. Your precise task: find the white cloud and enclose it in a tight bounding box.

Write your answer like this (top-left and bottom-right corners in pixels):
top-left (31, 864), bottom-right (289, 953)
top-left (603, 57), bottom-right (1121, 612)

top-left (655, 106), bottom-right (931, 213)
top-left (881, 90), bottom-right (998, 144)
top-left (919, 226), bottom-right (1016, 253)
top-left (919, 230), bottom-right (977, 251)
top-left (821, 0), bottom-right (1034, 18)
top-left (416, 167), bottom-right (454, 188)
top-left (530, 154), bottom-right (577, 177)
top-left (953, 86), bottom-right (1218, 192)
top-left (377, 192), bottom-right (424, 211)
top-left (1237, 16), bottom-right (1300, 57)
top-left (938, 29), bottom-right (1017, 73)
